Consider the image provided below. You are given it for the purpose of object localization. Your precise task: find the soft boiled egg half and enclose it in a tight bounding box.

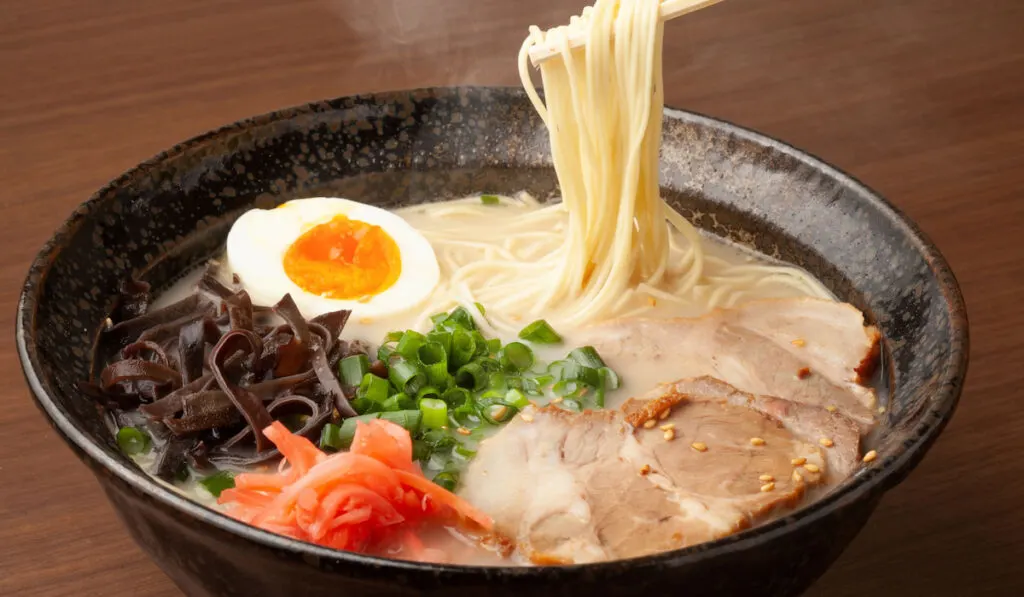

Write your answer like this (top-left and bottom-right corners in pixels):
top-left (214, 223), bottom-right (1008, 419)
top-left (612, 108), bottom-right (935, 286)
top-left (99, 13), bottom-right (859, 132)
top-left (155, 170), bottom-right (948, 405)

top-left (226, 197), bottom-right (440, 318)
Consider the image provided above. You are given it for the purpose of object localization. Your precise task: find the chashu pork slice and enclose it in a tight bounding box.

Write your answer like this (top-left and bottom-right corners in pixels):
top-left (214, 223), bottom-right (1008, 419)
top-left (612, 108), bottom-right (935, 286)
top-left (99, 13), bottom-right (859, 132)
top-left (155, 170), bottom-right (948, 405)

top-left (572, 297), bottom-right (881, 430)
top-left (459, 378), bottom-right (849, 565)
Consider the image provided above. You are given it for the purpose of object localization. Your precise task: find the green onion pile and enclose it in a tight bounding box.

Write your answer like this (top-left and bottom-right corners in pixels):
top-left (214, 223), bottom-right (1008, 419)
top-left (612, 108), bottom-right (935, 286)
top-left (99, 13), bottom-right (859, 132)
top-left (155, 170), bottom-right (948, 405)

top-left (319, 306), bottom-right (620, 490)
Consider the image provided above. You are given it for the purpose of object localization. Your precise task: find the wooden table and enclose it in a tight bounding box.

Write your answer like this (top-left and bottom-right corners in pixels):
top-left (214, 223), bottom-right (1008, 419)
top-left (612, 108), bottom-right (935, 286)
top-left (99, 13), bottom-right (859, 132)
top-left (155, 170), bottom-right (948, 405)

top-left (1, 1), bottom-right (1022, 595)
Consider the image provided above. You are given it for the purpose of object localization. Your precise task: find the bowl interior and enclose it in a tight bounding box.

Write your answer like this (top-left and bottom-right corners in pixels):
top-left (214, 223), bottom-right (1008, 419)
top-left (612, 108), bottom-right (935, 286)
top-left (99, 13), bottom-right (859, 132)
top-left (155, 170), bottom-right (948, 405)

top-left (18, 86), bottom-right (967, 568)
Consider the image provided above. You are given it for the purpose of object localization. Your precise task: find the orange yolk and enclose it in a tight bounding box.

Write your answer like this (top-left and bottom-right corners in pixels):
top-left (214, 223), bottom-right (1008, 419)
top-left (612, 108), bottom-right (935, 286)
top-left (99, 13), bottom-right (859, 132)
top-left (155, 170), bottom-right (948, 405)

top-left (283, 215), bottom-right (401, 300)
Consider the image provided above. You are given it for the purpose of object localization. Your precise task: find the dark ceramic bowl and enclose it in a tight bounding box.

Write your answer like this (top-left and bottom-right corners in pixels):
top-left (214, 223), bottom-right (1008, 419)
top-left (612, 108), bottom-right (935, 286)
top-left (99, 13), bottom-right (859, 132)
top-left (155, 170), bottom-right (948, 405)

top-left (17, 87), bottom-right (968, 597)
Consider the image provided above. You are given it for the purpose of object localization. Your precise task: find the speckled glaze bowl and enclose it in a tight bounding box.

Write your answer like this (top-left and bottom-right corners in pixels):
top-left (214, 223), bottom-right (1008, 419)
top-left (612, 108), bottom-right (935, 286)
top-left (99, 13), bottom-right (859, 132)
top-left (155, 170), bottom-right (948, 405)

top-left (17, 87), bottom-right (968, 597)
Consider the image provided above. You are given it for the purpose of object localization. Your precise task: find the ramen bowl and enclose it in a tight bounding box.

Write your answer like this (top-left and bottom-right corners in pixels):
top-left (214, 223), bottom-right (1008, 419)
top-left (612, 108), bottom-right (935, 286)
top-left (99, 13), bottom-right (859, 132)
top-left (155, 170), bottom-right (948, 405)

top-left (16, 87), bottom-right (968, 597)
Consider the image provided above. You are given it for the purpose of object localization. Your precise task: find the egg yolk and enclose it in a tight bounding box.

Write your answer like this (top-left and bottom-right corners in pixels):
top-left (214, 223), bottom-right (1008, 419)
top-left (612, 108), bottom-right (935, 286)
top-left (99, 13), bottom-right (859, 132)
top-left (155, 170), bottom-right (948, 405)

top-left (283, 215), bottom-right (401, 300)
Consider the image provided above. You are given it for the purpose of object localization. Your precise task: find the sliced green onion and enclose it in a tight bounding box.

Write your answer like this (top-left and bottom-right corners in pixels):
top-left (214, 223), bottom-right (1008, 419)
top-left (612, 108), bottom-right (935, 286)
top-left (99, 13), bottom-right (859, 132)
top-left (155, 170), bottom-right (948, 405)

top-left (444, 306), bottom-right (476, 331)
top-left (358, 373), bottom-right (391, 404)
top-left (474, 302), bottom-right (487, 315)
top-left (384, 331), bottom-right (405, 343)
top-left (480, 194), bottom-right (500, 205)
top-left (505, 388), bottom-right (530, 409)
top-left (455, 362), bottom-right (488, 391)
top-left (441, 387), bottom-right (471, 408)
top-left (499, 342), bottom-right (534, 372)
top-left (419, 398), bottom-right (448, 430)
top-left (320, 423), bottom-right (343, 450)
top-left (552, 380), bottom-right (580, 396)
top-left (396, 330), bottom-right (427, 360)
top-left (430, 312), bottom-right (449, 327)
top-left (569, 346), bottom-right (606, 369)
top-left (471, 331), bottom-right (489, 356)
top-left (533, 373), bottom-right (555, 388)
top-left (477, 357), bottom-right (500, 372)
top-left (377, 343), bottom-right (396, 362)
top-left (388, 358), bottom-right (426, 395)
top-left (488, 371), bottom-right (507, 390)
top-left (199, 471), bottom-right (235, 497)
top-left (116, 427), bottom-right (151, 455)
top-left (433, 470), bottom-right (460, 491)
top-left (600, 367), bottom-right (620, 391)
top-left (453, 443), bottom-right (477, 459)
top-left (416, 385), bottom-right (442, 402)
top-left (339, 354), bottom-right (370, 387)
top-left (486, 338), bottom-right (502, 355)
top-left (555, 359), bottom-right (602, 387)
top-left (560, 398), bottom-right (583, 412)
top-left (451, 328), bottom-right (476, 368)
top-left (520, 377), bottom-right (542, 395)
top-left (381, 392), bottom-right (416, 412)
top-left (518, 319), bottom-right (563, 344)
top-left (418, 341), bottom-right (449, 387)
top-left (477, 399), bottom-right (518, 424)
top-left (324, 411), bottom-right (423, 451)
top-left (426, 331), bottom-right (453, 361)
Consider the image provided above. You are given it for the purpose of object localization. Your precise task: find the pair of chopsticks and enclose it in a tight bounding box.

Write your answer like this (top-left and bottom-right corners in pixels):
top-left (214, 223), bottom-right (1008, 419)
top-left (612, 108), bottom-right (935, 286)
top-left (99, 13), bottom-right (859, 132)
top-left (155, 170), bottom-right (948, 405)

top-left (528, 0), bottom-right (724, 66)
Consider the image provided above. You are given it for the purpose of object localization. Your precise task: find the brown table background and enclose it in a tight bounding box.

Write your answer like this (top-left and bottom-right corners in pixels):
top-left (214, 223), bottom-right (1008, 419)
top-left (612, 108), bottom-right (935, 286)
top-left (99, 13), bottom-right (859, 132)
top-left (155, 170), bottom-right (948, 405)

top-left (2, 0), bottom-right (1022, 595)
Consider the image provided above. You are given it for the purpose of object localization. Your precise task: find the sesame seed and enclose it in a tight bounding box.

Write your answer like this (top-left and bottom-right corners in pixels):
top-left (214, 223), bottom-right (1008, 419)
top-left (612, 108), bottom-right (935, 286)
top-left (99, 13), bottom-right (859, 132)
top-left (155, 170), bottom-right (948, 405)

top-left (521, 413), bottom-right (534, 423)
top-left (643, 419), bottom-right (657, 429)
top-left (663, 428), bottom-right (676, 441)
top-left (878, 406), bottom-right (887, 414)
top-left (659, 422), bottom-right (675, 431)
top-left (826, 405), bottom-right (837, 413)
top-left (863, 450), bottom-right (878, 463)
top-left (659, 409), bottom-right (671, 420)
top-left (639, 464), bottom-right (652, 476)
top-left (792, 470), bottom-right (803, 483)
top-left (691, 442), bottom-right (708, 452)
top-left (791, 457), bottom-right (807, 466)
top-left (358, 317), bottom-right (373, 325)
top-left (803, 463), bottom-right (821, 473)
top-left (750, 437), bottom-right (766, 446)
top-left (648, 296), bottom-right (657, 307)
top-left (796, 367), bottom-right (812, 380)
top-left (819, 438), bottom-right (834, 448)
top-left (456, 427), bottom-right (471, 436)
top-left (759, 474), bottom-right (774, 482)
top-left (551, 396), bottom-right (564, 404)
top-left (760, 482), bottom-right (775, 492)
top-left (791, 338), bottom-right (806, 347)
top-left (491, 406), bottom-right (509, 420)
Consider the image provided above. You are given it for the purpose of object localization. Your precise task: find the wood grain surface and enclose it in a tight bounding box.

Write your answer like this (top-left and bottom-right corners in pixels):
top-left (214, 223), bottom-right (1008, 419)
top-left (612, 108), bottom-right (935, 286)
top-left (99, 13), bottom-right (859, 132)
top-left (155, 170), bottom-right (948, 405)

top-left (1, 1), bottom-right (1022, 595)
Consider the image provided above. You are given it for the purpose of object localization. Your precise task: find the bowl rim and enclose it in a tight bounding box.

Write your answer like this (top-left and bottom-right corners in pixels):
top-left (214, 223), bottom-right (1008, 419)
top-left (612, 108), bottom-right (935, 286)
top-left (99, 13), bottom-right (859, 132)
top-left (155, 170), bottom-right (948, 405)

top-left (16, 85), bottom-right (969, 578)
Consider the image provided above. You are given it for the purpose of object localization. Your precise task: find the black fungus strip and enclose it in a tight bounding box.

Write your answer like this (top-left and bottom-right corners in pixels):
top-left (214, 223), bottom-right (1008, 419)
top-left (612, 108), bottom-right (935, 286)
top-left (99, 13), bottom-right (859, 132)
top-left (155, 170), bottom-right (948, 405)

top-left (311, 342), bottom-right (357, 418)
top-left (210, 330), bottom-right (274, 452)
top-left (226, 290), bottom-right (254, 332)
top-left (154, 435), bottom-right (197, 482)
top-left (114, 278), bottom-right (152, 321)
top-left (100, 359), bottom-right (182, 394)
top-left (164, 390), bottom-right (241, 435)
top-left (103, 294), bottom-right (206, 349)
top-left (139, 373), bottom-right (215, 420)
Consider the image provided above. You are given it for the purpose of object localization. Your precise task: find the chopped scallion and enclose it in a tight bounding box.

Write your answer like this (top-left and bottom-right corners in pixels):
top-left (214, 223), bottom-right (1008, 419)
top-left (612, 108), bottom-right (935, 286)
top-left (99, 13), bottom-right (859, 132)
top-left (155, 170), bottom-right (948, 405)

top-left (419, 398), bottom-right (448, 430)
top-left (480, 194), bottom-right (500, 205)
top-left (433, 470), bottom-right (460, 491)
top-left (450, 329), bottom-right (476, 369)
top-left (396, 330), bottom-right (427, 360)
top-left (324, 411), bottom-right (423, 451)
top-left (116, 427), bottom-right (151, 456)
top-left (358, 373), bottom-right (391, 404)
top-left (455, 362), bottom-right (488, 391)
top-left (518, 319), bottom-right (563, 344)
top-left (339, 354), bottom-right (370, 387)
top-left (388, 358), bottom-right (426, 395)
top-left (569, 345), bottom-right (606, 369)
top-left (499, 342), bottom-right (534, 372)
top-left (199, 471), bottom-right (235, 497)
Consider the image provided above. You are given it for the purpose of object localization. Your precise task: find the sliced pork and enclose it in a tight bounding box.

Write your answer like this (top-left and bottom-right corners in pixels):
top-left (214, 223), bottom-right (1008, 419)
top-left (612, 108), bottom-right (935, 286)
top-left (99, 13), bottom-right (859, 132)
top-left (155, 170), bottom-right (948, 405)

top-left (572, 298), bottom-right (881, 429)
top-left (460, 377), bottom-right (856, 565)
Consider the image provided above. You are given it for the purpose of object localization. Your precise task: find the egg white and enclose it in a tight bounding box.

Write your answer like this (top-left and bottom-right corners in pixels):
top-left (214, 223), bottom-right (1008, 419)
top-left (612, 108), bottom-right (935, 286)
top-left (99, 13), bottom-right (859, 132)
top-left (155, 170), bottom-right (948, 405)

top-left (226, 197), bottom-right (440, 319)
